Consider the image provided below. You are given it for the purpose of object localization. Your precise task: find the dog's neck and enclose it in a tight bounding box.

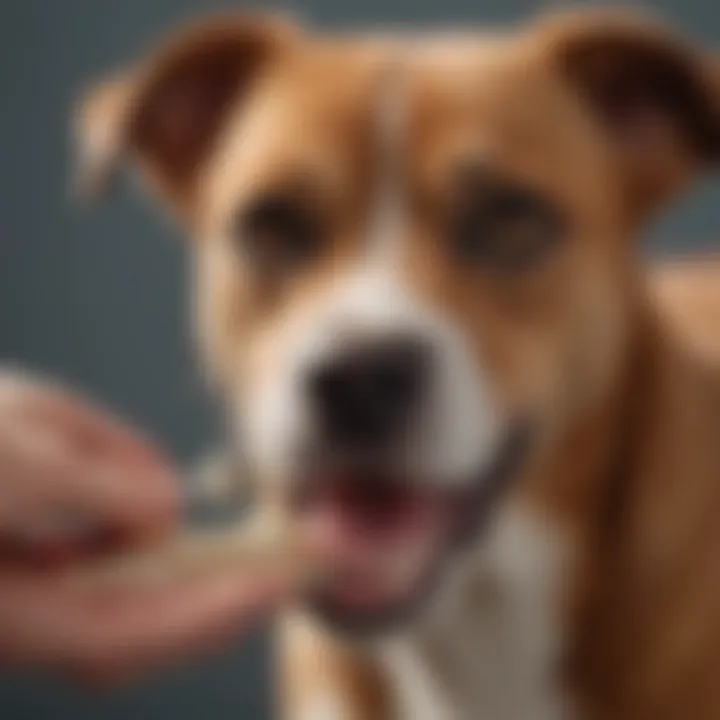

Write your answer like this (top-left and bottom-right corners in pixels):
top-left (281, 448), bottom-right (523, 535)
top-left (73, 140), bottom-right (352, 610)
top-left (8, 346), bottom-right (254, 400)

top-left (558, 294), bottom-right (720, 717)
top-left (377, 294), bottom-right (682, 720)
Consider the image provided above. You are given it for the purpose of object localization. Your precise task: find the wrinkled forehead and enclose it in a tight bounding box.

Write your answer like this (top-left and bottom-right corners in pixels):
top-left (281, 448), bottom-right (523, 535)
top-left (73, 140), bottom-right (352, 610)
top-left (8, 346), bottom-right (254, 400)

top-left (205, 35), bottom-right (613, 220)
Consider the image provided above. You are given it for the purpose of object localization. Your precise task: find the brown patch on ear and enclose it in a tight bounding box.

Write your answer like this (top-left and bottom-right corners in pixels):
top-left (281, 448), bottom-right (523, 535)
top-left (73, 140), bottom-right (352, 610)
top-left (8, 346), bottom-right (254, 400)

top-left (75, 14), bottom-right (297, 219)
top-left (536, 10), bottom-right (719, 218)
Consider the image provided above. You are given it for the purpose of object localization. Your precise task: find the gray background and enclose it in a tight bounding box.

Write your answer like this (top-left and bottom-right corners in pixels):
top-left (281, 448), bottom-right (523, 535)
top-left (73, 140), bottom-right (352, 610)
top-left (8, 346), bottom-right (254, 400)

top-left (0, 0), bottom-right (718, 718)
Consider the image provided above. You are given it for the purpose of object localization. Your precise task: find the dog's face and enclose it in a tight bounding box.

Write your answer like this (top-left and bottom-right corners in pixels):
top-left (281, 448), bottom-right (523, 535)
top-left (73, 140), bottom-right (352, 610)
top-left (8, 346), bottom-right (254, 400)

top-left (78, 11), bottom-right (718, 634)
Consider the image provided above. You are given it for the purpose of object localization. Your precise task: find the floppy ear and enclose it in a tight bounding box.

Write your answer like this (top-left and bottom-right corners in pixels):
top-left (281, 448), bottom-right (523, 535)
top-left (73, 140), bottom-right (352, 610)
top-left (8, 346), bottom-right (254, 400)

top-left (75, 15), bottom-right (295, 219)
top-left (538, 10), bottom-right (719, 220)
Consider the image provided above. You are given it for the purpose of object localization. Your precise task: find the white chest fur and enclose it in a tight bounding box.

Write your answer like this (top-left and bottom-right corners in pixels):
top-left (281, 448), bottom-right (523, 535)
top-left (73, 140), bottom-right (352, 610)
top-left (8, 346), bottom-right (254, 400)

top-left (379, 508), bottom-right (572, 720)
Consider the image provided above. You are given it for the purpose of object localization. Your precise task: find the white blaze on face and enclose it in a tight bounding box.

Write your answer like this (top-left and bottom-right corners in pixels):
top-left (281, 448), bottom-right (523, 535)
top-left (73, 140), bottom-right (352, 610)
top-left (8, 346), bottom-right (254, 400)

top-left (243, 61), bottom-right (503, 488)
top-left (367, 61), bottom-right (407, 267)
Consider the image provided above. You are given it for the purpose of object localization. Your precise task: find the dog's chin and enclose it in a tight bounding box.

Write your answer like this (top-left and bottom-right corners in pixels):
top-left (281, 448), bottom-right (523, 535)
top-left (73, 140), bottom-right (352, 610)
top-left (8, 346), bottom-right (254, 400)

top-left (295, 421), bottom-right (531, 637)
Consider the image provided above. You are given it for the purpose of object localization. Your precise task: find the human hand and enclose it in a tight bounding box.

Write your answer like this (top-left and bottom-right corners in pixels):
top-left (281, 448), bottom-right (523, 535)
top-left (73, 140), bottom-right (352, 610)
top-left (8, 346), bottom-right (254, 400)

top-left (0, 371), bottom-right (288, 683)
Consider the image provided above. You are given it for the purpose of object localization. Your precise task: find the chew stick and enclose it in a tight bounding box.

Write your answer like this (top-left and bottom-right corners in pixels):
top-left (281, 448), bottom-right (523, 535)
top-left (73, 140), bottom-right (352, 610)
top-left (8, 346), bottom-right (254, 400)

top-left (72, 454), bottom-right (319, 591)
top-left (79, 511), bottom-right (315, 588)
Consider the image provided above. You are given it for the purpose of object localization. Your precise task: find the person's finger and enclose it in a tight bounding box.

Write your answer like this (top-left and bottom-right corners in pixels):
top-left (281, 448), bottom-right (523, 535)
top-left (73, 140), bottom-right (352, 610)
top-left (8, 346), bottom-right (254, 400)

top-left (0, 420), bottom-right (179, 541)
top-left (0, 570), bottom-right (290, 679)
top-left (22, 390), bottom-right (170, 472)
top-left (0, 420), bottom-right (75, 526)
top-left (0, 373), bottom-right (177, 494)
top-left (69, 572), bottom-right (290, 685)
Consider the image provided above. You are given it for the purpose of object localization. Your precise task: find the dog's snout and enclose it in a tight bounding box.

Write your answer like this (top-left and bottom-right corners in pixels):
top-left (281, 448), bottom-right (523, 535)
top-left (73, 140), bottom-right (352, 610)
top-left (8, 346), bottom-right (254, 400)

top-left (307, 337), bottom-right (432, 450)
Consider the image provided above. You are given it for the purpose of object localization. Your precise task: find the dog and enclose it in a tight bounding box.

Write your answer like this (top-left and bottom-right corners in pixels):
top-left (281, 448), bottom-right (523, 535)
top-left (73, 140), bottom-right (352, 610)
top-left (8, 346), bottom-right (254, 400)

top-left (76, 8), bottom-right (720, 719)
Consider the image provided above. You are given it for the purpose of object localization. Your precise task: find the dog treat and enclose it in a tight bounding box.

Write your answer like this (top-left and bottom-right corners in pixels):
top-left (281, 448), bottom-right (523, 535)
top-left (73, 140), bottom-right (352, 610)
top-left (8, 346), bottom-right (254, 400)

top-left (185, 448), bottom-right (252, 508)
top-left (76, 509), bottom-right (317, 589)
top-left (72, 454), bottom-right (319, 591)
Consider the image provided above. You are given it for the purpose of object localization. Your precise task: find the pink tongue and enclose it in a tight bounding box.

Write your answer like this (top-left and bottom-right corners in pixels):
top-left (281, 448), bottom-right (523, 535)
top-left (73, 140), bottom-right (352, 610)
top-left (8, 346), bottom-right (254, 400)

top-left (304, 478), bottom-right (449, 609)
top-left (331, 478), bottom-right (436, 533)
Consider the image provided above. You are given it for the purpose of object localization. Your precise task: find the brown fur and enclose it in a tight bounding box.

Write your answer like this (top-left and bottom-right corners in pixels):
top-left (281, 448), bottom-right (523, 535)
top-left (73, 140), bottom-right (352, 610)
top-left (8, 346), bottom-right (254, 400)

top-left (77, 9), bottom-right (720, 718)
top-left (279, 259), bottom-right (720, 720)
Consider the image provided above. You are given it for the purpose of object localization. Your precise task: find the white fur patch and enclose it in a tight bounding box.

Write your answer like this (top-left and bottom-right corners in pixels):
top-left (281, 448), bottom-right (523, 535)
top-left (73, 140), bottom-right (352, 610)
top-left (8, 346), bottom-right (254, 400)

top-left (366, 62), bottom-right (407, 266)
top-left (380, 507), bottom-right (573, 720)
top-left (298, 693), bottom-right (350, 720)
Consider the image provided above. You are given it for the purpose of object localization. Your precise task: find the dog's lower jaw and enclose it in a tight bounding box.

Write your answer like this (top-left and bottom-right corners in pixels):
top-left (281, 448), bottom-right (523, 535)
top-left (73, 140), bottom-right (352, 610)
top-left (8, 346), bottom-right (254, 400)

top-left (297, 420), bottom-right (534, 638)
top-left (376, 505), bottom-right (573, 720)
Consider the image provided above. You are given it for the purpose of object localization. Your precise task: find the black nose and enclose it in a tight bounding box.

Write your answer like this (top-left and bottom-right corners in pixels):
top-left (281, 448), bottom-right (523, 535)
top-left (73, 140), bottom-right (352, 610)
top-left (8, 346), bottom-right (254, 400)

top-left (307, 337), bottom-right (432, 451)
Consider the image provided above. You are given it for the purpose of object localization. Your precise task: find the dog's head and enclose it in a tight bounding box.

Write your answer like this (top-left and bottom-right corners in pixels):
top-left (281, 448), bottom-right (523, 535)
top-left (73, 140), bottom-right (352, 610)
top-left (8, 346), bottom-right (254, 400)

top-left (77, 10), bottom-right (718, 634)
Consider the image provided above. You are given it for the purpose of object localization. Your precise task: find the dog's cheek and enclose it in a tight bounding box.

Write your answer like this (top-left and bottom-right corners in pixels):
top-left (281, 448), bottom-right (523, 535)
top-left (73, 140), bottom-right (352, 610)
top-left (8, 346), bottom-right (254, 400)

top-left (542, 255), bottom-right (631, 426)
top-left (234, 292), bottom-right (335, 486)
top-left (436, 284), bottom-right (560, 436)
top-left (194, 235), bottom-right (293, 384)
top-left (417, 319), bottom-right (505, 483)
top-left (192, 239), bottom-right (255, 389)
top-left (465, 242), bottom-right (618, 431)
top-left (568, 271), bottom-right (631, 414)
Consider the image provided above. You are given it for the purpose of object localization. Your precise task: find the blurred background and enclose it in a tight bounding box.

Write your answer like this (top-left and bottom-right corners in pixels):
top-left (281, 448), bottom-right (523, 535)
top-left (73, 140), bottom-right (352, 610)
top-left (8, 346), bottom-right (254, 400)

top-left (0, 0), bottom-right (718, 718)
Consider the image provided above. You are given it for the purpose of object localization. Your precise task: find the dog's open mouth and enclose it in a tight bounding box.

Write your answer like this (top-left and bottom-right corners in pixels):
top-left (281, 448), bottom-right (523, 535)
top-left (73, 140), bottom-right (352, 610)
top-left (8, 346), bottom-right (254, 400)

top-left (297, 422), bottom-right (531, 634)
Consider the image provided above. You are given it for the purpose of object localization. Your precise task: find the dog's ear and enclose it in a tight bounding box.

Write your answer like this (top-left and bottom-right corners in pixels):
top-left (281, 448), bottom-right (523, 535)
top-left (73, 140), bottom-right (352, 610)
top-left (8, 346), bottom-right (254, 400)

top-left (537, 10), bottom-right (719, 220)
top-left (75, 15), bottom-right (296, 220)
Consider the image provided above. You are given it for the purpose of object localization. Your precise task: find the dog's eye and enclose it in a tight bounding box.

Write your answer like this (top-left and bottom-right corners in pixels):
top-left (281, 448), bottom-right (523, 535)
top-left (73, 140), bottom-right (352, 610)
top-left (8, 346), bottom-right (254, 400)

top-left (453, 187), bottom-right (562, 273)
top-left (237, 196), bottom-right (322, 273)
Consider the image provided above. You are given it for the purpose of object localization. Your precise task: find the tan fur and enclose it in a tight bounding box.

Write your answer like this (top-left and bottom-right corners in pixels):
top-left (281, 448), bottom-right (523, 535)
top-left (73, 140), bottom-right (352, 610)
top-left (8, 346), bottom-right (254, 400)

top-left (77, 9), bottom-right (720, 719)
top-left (281, 258), bottom-right (720, 720)
top-left (653, 258), bottom-right (720, 361)
top-left (280, 612), bottom-right (392, 720)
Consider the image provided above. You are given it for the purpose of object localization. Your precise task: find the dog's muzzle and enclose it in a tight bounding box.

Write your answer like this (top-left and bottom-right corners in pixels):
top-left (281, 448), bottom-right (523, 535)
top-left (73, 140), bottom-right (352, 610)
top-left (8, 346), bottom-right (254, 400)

top-left (305, 334), bottom-right (433, 455)
top-left (279, 329), bottom-right (534, 635)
